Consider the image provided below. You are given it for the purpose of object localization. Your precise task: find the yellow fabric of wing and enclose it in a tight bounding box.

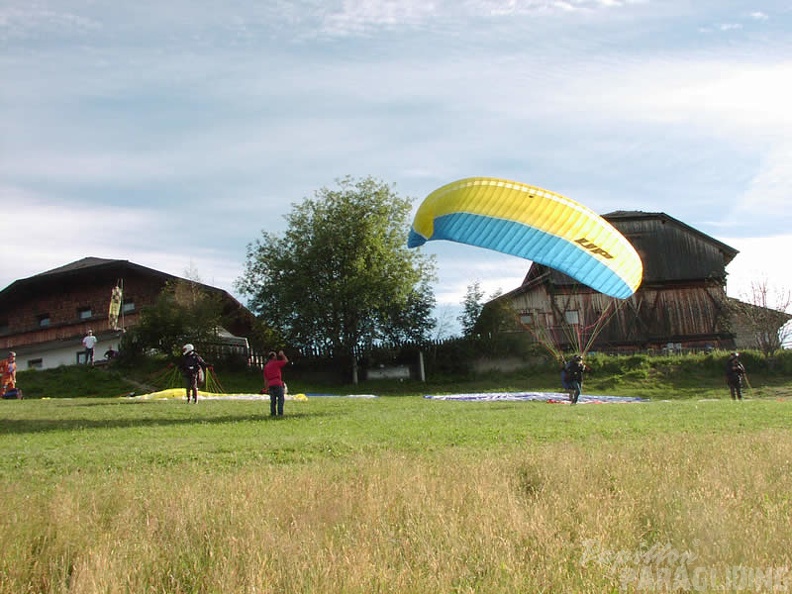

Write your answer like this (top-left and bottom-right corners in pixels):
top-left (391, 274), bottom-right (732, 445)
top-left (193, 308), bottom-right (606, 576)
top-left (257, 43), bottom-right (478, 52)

top-left (412, 177), bottom-right (642, 294)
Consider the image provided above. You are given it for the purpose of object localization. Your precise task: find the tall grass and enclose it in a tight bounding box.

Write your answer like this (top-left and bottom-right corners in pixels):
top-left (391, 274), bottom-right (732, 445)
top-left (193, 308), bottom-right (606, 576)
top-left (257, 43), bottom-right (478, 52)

top-left (2, 396), bottom-right (792, 592)
top-left (2, 437), bottom-right (792, 592)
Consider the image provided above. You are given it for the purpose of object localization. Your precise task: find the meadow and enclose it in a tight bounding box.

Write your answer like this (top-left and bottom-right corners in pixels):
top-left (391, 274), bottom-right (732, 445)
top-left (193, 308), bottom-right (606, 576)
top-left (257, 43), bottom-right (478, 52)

top-left (2, 357), bottom-right (792, 593)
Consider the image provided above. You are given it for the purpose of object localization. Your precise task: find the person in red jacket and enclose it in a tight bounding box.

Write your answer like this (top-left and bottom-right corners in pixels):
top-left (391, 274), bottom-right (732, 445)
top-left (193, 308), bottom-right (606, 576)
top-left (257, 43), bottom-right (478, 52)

top-left (263, 350), bottom-right (289, 416)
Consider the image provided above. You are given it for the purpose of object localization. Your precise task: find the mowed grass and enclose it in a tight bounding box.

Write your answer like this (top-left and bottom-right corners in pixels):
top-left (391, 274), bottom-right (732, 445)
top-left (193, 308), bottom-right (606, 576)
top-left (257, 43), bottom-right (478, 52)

top-left (2, 395), bottom-right (792, 593)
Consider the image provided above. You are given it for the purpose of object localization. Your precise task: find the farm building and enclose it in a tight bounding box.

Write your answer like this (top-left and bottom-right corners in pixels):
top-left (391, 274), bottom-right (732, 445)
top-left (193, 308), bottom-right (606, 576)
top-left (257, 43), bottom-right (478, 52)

top-left (0, 257), bottom-right (256, 370)
top-left (487, 211), bottom-right (790, 354)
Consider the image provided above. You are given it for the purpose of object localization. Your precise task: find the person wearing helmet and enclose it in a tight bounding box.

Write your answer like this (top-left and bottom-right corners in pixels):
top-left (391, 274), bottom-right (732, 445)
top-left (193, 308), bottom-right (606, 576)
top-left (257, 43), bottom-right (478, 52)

top-left (725, 352), bottom-right (746, 400)
top-left (563, 354), bottom-right (590, 405)
top-left (179, 343), bottom-right (208, 403)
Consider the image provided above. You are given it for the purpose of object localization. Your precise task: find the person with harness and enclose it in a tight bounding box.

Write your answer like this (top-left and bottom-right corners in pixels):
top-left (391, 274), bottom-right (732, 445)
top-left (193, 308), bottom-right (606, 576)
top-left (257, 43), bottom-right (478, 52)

top-left (725, 352), bottom-right (747, 400)
top-left (179, 343), bottom-right (208, 404)
top-left (563, 354), bottom-right (590, 405)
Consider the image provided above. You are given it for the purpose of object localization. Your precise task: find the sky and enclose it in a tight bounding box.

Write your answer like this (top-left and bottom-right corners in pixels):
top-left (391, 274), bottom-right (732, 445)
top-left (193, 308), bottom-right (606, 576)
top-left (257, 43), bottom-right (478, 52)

top-left (2, 0), bottom-right (791, 335)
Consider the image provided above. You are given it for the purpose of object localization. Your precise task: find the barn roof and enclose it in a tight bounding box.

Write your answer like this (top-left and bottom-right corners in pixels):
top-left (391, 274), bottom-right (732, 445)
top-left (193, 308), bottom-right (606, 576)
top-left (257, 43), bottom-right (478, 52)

top-left (604, 211), bottom-right (738, 264)
top-left (517, 211), bottom-right (738, 292)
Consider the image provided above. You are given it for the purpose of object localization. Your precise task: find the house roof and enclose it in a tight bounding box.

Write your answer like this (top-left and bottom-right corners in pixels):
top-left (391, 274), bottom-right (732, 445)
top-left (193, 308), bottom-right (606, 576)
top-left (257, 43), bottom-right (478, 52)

top-left (0, 258), bottom-right (167, 305)
top-left (35, 257), bottom-right (127, 277)
top-left (0, 257), bottom-right (247, 313)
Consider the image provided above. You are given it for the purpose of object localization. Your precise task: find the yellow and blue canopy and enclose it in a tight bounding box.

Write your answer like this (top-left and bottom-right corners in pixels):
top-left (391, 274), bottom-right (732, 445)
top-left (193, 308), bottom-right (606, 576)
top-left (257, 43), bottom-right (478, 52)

top-left (408, 177), bottom-right (643, 299)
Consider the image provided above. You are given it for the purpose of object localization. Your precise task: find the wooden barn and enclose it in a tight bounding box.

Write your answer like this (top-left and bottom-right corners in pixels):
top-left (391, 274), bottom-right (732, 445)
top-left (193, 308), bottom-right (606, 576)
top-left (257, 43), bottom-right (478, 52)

top-left (490, 211), bottom-right (785, 354)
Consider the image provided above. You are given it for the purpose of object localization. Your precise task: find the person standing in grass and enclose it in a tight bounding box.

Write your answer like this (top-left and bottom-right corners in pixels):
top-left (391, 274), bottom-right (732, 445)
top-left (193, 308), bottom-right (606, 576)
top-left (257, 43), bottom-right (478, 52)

top-left (726, 352), bottom-right (747, 400)
top-left (264, 350), bottom-right (289, 417)
top-left (82, 330), bottom-right (98, 365)
top-left (563, 354), bottom-right (590, 405)
top-left (180, 343), bottom-right (208, 404)
top-left (1, 351), bottom-right (19, 398)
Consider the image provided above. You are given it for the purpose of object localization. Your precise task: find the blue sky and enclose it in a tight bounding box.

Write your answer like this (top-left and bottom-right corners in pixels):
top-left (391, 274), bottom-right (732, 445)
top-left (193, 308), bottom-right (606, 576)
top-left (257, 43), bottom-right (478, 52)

top-left (2, 0), bottom-right (791, 333)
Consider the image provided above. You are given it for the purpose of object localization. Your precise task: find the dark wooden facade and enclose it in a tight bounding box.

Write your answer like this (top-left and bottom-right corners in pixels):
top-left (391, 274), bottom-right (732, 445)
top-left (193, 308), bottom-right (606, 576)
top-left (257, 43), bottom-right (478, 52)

top-left (0, 257), bottom-right (256, 368)
top-left (496, 211), bottom-right (742, 352)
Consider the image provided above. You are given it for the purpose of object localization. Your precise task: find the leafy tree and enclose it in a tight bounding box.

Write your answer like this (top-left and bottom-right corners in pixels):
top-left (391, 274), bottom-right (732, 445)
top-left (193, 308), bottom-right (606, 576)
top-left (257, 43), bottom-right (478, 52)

top-left (460, 283), bottom-right (517, 338)
top-left (433, 305), bottom-right (459, 340)
top-left (474, 289), bottom-right (520, 337)
top-left (731, 278), bottom-right (792, 355)
top-left (459, 282), bottom-right (485, 337)
top-left (236, 176), bottom-right (437, 381)
top-left (122, 279), bottom-right (223, 359)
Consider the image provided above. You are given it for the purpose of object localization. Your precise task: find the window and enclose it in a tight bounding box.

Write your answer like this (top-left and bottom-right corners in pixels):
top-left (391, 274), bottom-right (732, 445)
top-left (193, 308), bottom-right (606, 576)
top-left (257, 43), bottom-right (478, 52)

top-left (0, 319), bottom-right (8, 335)
top-left (38, 314), bottom-right (50, 327)
top-left (78, 307), bottom-right (92, 320)
top-left (519, 312), bottom-right (533, 325)
top-left (76, 351), bottom-right (89, 365)
top-left (122, 301), bottom-right (135, 313)
top-left (564, 310), bottom-right (580, 325)
top-left (27, 358), bottom-right (43, 370)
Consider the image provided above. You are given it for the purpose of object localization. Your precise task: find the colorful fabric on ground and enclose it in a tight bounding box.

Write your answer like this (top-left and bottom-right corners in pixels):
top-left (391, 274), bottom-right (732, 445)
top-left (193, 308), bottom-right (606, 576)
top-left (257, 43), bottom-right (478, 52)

top-left (423, 392), bottom-right (647, 404)
top-left (133, 388), bottom-right (308, 401)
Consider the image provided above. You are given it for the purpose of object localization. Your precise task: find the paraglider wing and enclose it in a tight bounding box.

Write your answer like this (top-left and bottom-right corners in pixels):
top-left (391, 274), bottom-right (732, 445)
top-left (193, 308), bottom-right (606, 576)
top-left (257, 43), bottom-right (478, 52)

top-left (408, 177), bottom-right (643, 299)
top-left (108, 284), bottom-right (123, 330)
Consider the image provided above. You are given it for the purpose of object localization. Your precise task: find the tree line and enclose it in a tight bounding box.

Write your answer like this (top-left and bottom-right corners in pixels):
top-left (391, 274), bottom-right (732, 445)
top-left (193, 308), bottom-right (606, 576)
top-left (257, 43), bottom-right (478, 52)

top-left (118, 175), bottom-right (791, 382)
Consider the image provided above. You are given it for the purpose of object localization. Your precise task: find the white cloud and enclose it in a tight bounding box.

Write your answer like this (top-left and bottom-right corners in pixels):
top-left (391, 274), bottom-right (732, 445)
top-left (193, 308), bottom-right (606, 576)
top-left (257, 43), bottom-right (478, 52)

top-left (723, 235), bottom-right (792, 308)
top-left (0, 5), bottom-right (101, 41)
top-left (321, 0), bottom-right (439, 35)
top-left (0, 186), bottom-right (154, 286)
top-left (2, 0), bottom-right (791, 324)
top-left (419, 243), bottom-right (527, 306)
top-left (717, 23), bottom-right (743, 31)
top-left (733, 144), bottom-right (792, 220)
top-left (315, 0), bottom-right (644, 35)
top-left (545, 56), bottom-right (792, 139)
top-left (0, 151), bottom-right (176, 185)
top-left (0, 185), bottom-right (244, 295)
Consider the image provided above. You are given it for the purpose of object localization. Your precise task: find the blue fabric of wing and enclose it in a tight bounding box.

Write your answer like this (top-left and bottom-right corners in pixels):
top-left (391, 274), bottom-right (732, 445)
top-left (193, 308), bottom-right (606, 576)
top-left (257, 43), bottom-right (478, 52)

top-left (410, 212), bottom-right (632, 299)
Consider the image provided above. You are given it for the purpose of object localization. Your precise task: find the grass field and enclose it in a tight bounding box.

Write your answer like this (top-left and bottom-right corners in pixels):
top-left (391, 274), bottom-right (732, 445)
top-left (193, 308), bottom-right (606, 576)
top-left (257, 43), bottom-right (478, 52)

top-left (3, 380), bottom-right (792, 593)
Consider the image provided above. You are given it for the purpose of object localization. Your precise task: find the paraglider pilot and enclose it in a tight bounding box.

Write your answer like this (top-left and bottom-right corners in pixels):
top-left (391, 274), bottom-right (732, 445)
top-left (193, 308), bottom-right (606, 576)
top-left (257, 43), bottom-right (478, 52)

top-left (179, 343), bottom-right (209, 404)
top-left (725, 352), bottom-right (746, 400)
top-left (562, 354), bottom-right (591, 405)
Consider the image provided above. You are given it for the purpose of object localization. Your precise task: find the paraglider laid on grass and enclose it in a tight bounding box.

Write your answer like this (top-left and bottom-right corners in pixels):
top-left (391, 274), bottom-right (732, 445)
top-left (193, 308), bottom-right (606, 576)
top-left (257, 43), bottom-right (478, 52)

top-left (408, 177), bottom-right (643, 299)
top-left (133, 363), bottom-right (309, 401)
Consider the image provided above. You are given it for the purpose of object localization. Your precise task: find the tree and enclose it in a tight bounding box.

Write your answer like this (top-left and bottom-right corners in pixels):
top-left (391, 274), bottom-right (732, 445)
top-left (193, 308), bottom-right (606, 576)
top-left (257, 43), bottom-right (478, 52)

top-left (459, 282), bottom-right (485, 337)
top-left (123, 278), bottom-right (224, 359)
top-left (236, 176), bottom-right (437, 382)
top-left (731, 278), bottom-right (792, 355)
top-left (433, 305), bottom-right (459, 340)
top-left (473, 289), bottom-right (520, 337)
top-left (459, 283), bottom-right (517, 338)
